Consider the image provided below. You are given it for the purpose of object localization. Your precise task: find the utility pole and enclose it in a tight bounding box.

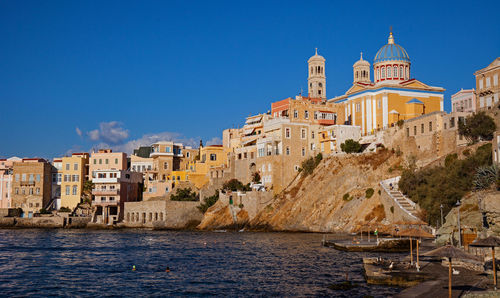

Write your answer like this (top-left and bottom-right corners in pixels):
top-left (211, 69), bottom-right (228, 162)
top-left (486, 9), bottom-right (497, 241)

top-left (440, 204), bottom-right (444, 227)
top-left (456, 200), bottom-right (461, 248)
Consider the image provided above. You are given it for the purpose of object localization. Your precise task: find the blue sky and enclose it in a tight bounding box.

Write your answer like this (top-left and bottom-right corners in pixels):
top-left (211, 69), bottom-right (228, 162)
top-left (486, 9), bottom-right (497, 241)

top-left (1, 0), bottom-right (499, 158)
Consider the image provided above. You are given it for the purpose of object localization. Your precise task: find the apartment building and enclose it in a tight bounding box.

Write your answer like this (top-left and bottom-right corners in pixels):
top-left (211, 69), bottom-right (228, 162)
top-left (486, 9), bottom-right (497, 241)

top-left (89, 149), bottom-right (127, 179)
top-left (493, 131), bottom-right (500, 166)
top-left (51, 158), bottom-right (62, 210)
top-left (11, 158), bottom-right (52, 216)
top-left (92, 169), bottom-right (143, 224)
top-left (60, 153), bottom-right (89, 211)
top-left (451, 89), bottom-right (476, 113)
top-left (0, 157), bottom-right (20, 208)
top-left (317, 125), bottom-right (362, 154)
top-left (475, 57), bottom-right (500, 110)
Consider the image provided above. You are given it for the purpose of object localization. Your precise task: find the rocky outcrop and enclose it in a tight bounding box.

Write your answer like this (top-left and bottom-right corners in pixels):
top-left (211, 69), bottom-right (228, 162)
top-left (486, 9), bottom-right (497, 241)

top-left (199, 149), bottom-right (407, 232)
top-left (437, 189), bottom-right (500, 245)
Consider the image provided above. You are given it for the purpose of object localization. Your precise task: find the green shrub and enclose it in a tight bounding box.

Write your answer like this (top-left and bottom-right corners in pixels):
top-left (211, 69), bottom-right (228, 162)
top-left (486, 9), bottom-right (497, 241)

top-left (396, 119), bottom-right (405, 128)
top-left (222, 179), bottom-right (251, 191)
top-left (399, 143), bottom-right (492, 224)
top-left (378, 189), bottom-right (381, 195)
top-left (197, 191), bottom-right (219, 213)
top-left (239, 203), bottom-right (244, 208)
top-left (300, 153), bottom-right (323, 177)
top-left (170, 188), bottom-right (199, 201)
top-left (365, 188), bottom-right (374, 199)
top-left (343, 193), bottom-right (350, 201)
top-left (59, 207), bottom-right (72, 213)
top-left (341, 139), bottom-right (362, 154)
top-left (252, 172), bottom-right (261, 183)
top-left (39, 208), bottom-right (51, 214)
top-left (390, 206), bottom-right (394, 214)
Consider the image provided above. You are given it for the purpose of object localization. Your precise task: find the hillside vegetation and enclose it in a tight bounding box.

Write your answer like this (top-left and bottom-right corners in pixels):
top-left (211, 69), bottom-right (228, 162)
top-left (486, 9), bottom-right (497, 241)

top-left (398, 143), bottom-right (493, 224)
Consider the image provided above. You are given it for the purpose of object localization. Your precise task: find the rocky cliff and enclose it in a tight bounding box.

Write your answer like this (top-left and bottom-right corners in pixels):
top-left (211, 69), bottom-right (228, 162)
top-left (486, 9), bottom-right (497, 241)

top-left (199, 149), bottom-right (406, 232)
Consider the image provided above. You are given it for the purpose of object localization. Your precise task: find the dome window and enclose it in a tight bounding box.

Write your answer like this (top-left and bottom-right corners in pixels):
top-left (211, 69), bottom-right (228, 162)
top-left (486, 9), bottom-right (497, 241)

top-left (381, 67), bottom-right (385, 79)
top-left (400, 66), bottom-right (404, 79)
top-left (394, 66), bottom-right (398, 78)
top-left (387, 66), bottom-right (392, 78)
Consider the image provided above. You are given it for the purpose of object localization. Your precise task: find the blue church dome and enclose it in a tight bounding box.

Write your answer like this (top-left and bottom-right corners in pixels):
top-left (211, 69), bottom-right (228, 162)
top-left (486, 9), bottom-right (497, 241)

top-left (374, 32), bottom-right (410, 64)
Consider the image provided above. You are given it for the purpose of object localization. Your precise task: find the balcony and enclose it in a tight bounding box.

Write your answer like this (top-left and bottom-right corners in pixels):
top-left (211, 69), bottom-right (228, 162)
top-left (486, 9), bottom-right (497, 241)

top-left (20, 181), bottom-right (35, 186)
top-left (92, 189), bottom-right (120, 195)
top-left (318, 119), bottom-right (335, 125)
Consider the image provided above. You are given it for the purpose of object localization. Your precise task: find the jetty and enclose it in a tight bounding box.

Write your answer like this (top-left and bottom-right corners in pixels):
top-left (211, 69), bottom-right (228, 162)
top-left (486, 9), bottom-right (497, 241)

top-left (323, 238), bottom-right (416, 253)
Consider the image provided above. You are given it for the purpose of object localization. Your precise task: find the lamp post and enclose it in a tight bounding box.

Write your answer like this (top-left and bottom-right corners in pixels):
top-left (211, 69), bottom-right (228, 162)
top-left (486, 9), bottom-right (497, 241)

top-left (440, 204), bottom-right (444, 227)
top-left (456, 200), bottom-right (461, 248)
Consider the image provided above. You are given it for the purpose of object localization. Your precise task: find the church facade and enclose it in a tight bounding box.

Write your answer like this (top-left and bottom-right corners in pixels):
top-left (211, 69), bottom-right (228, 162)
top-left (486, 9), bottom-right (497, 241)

top-left (329, 31), bottom-right (445, 135)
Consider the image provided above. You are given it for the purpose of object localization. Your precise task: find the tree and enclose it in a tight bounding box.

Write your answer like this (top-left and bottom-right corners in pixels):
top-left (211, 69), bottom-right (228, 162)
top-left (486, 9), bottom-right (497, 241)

top-left (82, 180), bottom-right (94, 201)
top-left (458, 112), bottom-right (496, 144)
top-left (340, 139), bottom-right (362, 153)
top-left (222, 179), bottom-right (251, 191)
top-left (170, 188), bottom-right (199, 201)
top-left (197, 191), bottom-right (219, 213)
top-left (252, 172), bottom-right (261, 183)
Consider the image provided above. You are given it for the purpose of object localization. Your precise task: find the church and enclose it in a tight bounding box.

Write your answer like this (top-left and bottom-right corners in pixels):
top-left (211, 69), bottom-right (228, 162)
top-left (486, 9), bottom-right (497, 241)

top-left (307, 31), bottom-right (445, 135)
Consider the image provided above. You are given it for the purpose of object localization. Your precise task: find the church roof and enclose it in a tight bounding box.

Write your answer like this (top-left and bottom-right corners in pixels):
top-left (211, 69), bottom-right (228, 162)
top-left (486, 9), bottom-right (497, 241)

top-left (406, 98), bottom-right (424, 104)
top-left (374, 32), bottom-right (410, 64)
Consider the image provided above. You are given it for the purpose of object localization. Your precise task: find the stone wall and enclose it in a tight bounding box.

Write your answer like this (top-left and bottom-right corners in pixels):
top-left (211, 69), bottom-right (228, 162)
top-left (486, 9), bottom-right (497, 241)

top-left (218, 190), bottom-right (273, 219)
top-left (123, 199), bottom-right (203, 229)
top-left (379, 184), bottom-right (419, 223)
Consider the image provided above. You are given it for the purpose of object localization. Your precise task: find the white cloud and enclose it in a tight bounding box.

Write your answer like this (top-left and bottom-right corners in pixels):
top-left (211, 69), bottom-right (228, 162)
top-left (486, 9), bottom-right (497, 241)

top-left (75, 127), bottom-right (83, 137)
top-left (86, 121), bottom-right (129, 144)
top-left (205, 137), bottom-right (222, 146)
top-left (110, 132), bottom-right (200, 154)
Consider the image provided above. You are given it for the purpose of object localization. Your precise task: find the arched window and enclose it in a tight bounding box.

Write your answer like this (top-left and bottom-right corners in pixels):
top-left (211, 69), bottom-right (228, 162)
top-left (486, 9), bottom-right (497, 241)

top-left (319, 82), bottom-right (323, 87)
top-left (400, 66), bottom-right (404, 79)
top-left (310, 67), bottom-right (313, 74)
top-left (405, 66), bottom-right (409, 79)
top-left (394, 66), bottom-right (398, 78)
top-left (356, 71), bottom-right (358, 79)
top-left (387, 66), bottom-right (392, 78)
top-left (381, 67), bottom-right (385, 79)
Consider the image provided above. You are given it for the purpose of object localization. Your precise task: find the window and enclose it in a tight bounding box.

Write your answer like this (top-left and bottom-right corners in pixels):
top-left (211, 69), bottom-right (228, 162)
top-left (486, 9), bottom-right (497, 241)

top-left (414, 126), bottom-right (417, 135)
top-left (15, 188), bottom-right (19, 195)
top-left (400, 66), bottom-right (403, 78)
top-left (429, 121), bottom-right (433, 132)
top-left (387, 66), bottom-right (391, 78)
top-left (66, 163), bottom-right (70, 170)
top-left (186, 152), bottom-right (190, 158)
top-left (29, 174), bottom-right (34, 181)
top-left (93, 159), bottom-right (97, 164)
top-left (301, 147), bottom-right (305, 156)
top-left (105, 159), bottom-right (109, 164)
top-left (29, 188), bottom-right (33, 195)
top-left (301, 128), bottom-right (306, 139)
top-left (394, 66), bottom-right (398, 78)
top-left (72, 185), bottom-right (77, 195)
top-left (286, 147), bottom-right (290, 155)
top-left (377, 100), bottom-right (381, 109)
top-left (65, 186), bottom-right (70, 195)
top-left (15, 174), bottom-right (19, 182)
top-left (494, 74), bottom-right (498, 86)
top-left (210, 154), bottom-right (217, 161)
top-left (99, 159), bottom-right (102, 165)
top-left (293, 110), bottom-right (298, 118)
top-left (304, 110), bottom-right (309, 119)
top-left (115, 158), bottom-right (118, 164)
top-left (405, 66), bottom-right (409, 79)
top-left (486, 77), bottom-right (491, 88)
top-left (311, 131), bottom-right (315, 139)
top-left (285, 128), bottom-right (290, 138)
top-left (74, 163), bottom-right (78, 170)
top-left (22, 174), bottom-right (26, 181)
top-left (36, 174), bottom-right (40, 182)
top-left (406, 127), bottom-right (409, 137)
top-left (421, 123), bottom-right (424, 133)
top-left (381, 67), bottom-right (385, 79)
top-left (356, 103), bottom-right (360, 112)
top-left (164, 162), bottom-right (168, 170)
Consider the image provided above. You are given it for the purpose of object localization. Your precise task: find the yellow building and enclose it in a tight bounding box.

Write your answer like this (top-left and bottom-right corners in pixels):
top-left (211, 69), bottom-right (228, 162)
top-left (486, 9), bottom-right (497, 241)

top-left (60, 153), bottom-right (89, 210)
top-left (187, 145), bottom-right (229, 188)
top-left (330, 31), bottom-right (445, 135)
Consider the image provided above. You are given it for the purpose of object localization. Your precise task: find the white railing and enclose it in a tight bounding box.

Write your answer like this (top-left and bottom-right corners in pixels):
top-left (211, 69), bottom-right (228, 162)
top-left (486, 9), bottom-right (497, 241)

top-left (380, 176), bottom-right (418, 220)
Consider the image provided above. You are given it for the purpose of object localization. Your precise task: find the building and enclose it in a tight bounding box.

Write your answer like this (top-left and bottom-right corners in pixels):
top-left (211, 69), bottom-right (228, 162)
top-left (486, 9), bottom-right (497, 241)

top-left (493, 131), bottom-right (500, 166)
top-left (89, 149), bottom-right (127, 179)
top-left (51, 158), bottom-right (62, 210)
top-left (317, 125), bottom-right (362, 154)
top-left (308, 48), bottom-right (326, 99)
top-left (474, 57), bottom-right (500, 110)
top-left (451, 89), bottom-right (476, 113)
top-left (187, 145), bottom-right (229, 188)
top-left (403, 111), bottom-right (469, 155)
top-left (0, 157), bottom-right (21, 208)
top-left (60, 153), bottom-right (89, 211)
top-left (91, 169), bottom-right (143, 224)
top-left (11, 158), bottom-right (52, 216)
top-left (130, 155), bottom-right (153, 174)
top-left (329, 31), bottom-right (445, 135)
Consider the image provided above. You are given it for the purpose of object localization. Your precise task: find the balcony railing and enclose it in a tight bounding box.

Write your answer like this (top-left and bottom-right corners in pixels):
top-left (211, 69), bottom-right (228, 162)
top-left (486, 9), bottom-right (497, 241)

top-left (92, 189), bottom-right (119, 195)
top-left (20, 181), bottom-right (35, 186)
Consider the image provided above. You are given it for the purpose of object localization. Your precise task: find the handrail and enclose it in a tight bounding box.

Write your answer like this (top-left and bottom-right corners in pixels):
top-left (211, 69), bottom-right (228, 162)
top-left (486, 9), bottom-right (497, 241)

top-left (380, 177), bottom-right (418, 220)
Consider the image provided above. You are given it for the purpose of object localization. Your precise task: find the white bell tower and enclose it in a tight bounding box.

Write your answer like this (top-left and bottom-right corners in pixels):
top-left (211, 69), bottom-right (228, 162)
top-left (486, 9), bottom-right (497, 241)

top-left (307, 48), bottom-right (326, 99)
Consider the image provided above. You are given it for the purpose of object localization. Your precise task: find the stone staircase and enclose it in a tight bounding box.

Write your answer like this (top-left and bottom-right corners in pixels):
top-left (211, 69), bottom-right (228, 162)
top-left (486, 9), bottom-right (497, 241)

top-left (380, 177), bottom-right (420, 220)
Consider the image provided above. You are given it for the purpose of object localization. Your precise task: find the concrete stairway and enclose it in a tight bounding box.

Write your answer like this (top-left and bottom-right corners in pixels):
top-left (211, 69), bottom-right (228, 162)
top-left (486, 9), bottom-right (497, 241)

top-left (380, 177), bottom-right (420, 220)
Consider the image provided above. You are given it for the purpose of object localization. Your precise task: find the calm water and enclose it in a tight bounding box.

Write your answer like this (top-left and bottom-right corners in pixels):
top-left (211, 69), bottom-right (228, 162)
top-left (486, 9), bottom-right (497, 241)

top-left (0, 229), bottom-right (403, 297)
